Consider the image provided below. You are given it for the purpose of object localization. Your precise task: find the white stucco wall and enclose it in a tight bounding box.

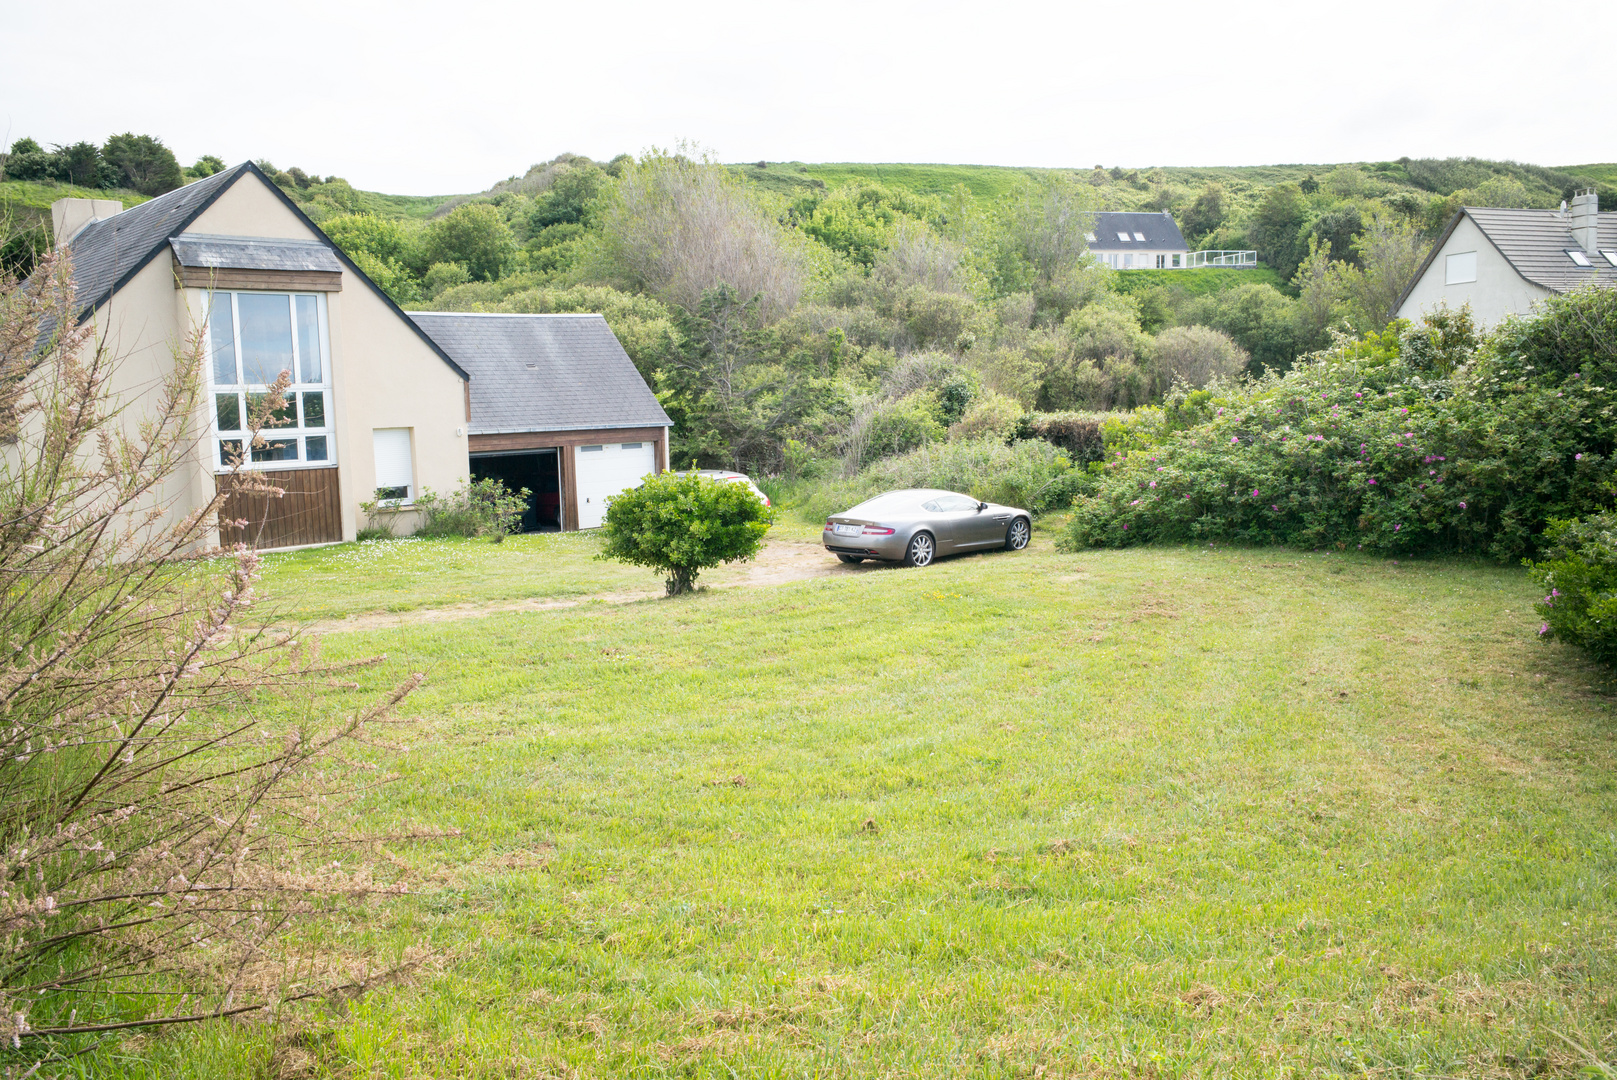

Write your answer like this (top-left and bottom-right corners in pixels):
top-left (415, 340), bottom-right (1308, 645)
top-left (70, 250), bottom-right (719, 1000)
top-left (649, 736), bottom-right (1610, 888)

top-left (56, 172), bottom-right (468, 550)
top-left (1397, 215), bottom-right (1552, 328)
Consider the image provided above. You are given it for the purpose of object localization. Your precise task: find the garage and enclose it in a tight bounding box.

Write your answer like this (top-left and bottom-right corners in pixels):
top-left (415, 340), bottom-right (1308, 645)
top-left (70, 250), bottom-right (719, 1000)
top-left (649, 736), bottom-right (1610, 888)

top-left (408, 311), bottom-right (672, 531)
top-left (574, 441), bottom-right (657, 529)
top-left (469, 449), bottom-right (561, 531)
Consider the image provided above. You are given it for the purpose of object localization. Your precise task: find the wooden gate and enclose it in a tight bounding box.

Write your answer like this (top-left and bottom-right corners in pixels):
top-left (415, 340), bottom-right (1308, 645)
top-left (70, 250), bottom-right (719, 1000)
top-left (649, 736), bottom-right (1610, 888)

top-left (216, 467), bottom-right (343, 549)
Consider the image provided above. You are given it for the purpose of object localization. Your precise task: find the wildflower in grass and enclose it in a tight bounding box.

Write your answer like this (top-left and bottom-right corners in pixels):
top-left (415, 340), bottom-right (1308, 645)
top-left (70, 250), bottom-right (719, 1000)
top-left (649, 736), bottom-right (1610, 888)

top-left (1149, 480), bottom-right (1157, 488)
top-left (1231, 436), bottom-right (1239, 444)
top-left (1540, 622), bottom-right (1550, 636)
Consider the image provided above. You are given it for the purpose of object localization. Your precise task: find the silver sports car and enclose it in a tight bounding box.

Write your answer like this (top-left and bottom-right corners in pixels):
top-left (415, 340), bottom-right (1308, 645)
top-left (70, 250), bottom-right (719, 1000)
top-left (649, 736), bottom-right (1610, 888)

top-left (822, 489), bottom-right (1031, 567)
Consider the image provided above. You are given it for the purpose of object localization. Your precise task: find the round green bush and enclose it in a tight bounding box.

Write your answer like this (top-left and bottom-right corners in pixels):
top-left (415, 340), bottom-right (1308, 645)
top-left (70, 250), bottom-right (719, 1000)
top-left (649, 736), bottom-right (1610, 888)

top-left (599, 471), bottom-right (772, 595)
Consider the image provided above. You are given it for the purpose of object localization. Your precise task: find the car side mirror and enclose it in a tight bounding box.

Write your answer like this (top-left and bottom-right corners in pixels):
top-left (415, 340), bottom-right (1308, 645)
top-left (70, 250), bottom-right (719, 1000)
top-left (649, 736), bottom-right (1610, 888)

top-left (978, 501), bottom-right (988, 511)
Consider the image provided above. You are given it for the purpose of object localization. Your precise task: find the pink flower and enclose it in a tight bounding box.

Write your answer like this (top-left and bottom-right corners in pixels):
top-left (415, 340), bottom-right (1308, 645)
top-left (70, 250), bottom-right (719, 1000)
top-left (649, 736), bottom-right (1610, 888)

top-left (1576, 453), bottom-right (1584, 460)
top-left (1394, 523), bottom-right (1401, 531)
top-left (1251, 488), bottom-right (1259, 497)
top-left (1130, 499), bottom-right (1140, 506)
top-left (1368, 478), bottom-right (1378, 485)
top-left (1539, 622), bottom-right (1550, 636)
top-left (1231, 436), bottom-right (1240, 444)
top-left (1149, 481), bottom-right (1157, 488)
top-left (1459, 501), bottom-right (1467, 509)
top-left (1271, 504), bottom-right (1279, 511)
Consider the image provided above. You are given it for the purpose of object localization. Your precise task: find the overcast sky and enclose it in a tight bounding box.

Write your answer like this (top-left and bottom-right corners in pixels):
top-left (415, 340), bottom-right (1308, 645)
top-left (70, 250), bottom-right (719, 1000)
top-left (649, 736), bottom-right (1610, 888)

top-left (4, 0), bottom-right (1612, 196)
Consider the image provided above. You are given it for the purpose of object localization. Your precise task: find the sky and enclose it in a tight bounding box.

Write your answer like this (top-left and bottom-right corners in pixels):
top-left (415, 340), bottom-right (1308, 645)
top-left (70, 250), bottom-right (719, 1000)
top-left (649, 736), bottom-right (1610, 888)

top-left (3, 0), bottom-right (1613, 196)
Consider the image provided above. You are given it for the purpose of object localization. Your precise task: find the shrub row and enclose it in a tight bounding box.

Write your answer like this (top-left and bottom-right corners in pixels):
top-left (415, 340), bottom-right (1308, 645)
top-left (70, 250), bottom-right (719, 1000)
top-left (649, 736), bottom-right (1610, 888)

top-left (1059, 290), bottom-right (1617, 562)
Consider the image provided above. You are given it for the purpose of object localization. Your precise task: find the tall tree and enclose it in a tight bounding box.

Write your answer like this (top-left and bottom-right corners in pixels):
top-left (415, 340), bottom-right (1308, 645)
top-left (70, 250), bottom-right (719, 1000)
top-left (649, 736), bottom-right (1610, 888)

top-left (101, 132), bottom-right (182, 195)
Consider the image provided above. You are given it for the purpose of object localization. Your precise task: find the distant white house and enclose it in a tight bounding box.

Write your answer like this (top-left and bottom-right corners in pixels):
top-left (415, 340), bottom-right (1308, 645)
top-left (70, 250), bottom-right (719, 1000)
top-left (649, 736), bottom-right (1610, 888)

top-left (1396, 189), bottom-right (1616, 327)
top-left (1086, 211), bottom-right (1256, 270)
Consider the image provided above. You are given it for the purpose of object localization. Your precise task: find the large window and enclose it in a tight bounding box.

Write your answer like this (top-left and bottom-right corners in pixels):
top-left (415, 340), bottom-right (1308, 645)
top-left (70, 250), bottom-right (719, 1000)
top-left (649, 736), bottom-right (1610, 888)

top-left (206, 291), bottom-right (334, 470)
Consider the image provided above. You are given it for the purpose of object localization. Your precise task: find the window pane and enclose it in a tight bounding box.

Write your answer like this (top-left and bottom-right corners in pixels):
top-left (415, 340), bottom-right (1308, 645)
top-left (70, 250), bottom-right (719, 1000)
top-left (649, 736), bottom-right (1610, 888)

top-left (237, 293), bottom-right (294, 385)
top-left (251, 437), bottom-right (298, 463)
top-left (301, 391), bottom-right (326, 428)
top-left (219, 439), bottom-right (243, 465)
top-left (375, 485), bottom-right (408, 501)
top-left (209, 297), bottom-right (237, 385)
top-left (215, 393), bottom-right (240, 431)
top-left (247, 391), bottom-right (297, 429)
top-left (295, 295), bottom-right (322, 383)
top-left (305, 435), bottom-right (328, 461)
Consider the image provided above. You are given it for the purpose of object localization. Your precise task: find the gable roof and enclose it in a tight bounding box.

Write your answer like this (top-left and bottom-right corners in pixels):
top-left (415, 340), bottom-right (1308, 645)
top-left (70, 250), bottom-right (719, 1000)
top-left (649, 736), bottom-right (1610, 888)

top-left (1398, 206), bottom-right (1617, 312)
top-left (59, 162), bottom-right (467, 380)
top-left (407, 312), bottom-right (671, 435)
top-left (1088, 211), bottom-right (1188, 251)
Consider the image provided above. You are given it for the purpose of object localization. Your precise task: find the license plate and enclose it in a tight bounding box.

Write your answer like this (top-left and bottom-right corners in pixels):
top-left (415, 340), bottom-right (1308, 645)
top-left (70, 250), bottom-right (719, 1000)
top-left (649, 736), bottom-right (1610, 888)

top-left (833, 524), bottom-right (861, 536)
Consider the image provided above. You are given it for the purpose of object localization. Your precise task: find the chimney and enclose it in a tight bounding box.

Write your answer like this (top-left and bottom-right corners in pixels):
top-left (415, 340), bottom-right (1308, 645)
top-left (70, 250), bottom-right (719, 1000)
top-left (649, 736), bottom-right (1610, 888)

top-left (1570, 188), bottom-right (1599, 255)
top-left (50, 198), bottom-right (124, 248)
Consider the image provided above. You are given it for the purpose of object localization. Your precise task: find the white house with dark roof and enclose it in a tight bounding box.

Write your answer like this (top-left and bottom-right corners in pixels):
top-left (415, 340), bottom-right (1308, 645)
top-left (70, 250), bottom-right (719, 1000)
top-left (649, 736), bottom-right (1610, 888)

top-left (408, 313), bottom-right (671, 531)
top-left (1396, 189), bottom-right (1616, 327)
top-left (47, 162), bottom-right (668, 547)
top-left (1087, 211), bottom-right (1189, 269)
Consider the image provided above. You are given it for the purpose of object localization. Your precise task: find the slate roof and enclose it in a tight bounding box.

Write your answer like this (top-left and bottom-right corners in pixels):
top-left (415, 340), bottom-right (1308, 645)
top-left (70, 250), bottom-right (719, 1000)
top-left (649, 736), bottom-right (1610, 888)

top-left (55, 161), bottom-right (467, 379)
top-left (407, 312), bottom-right (671, 435)
top-left (1459, 207), bottom-right (1617, 294)
top-left (170, 234), bottom-right (342, 273)
top-left (1088, 211), bottom-right (1187, 252)
top-left (61, 164), bottom-right (248, 323)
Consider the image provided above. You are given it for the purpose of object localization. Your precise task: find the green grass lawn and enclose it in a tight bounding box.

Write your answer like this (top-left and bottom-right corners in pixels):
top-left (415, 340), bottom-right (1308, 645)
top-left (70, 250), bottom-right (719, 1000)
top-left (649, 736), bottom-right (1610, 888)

top-left (104, 536), bottom-right (1617, 1078)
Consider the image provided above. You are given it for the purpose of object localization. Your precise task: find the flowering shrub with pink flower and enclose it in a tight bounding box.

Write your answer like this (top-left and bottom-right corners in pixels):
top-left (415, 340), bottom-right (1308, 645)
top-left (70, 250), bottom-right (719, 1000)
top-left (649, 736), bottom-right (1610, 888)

top-left (1061, 289), bottom-right (1617, 560)
top-left (1529, 514), bottom-right (1617, 666)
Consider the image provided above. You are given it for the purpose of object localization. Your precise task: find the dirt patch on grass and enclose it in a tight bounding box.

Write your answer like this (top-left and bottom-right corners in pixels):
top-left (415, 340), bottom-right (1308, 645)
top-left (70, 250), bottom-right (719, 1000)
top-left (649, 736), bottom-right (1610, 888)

top-left (296, 539), bottom-right (872, 634)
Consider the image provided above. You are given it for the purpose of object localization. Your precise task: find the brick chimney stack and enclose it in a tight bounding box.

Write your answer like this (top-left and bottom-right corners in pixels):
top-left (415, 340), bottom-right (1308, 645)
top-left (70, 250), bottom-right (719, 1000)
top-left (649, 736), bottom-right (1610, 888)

top-left (1570, 188), bottom-right (1599, 255)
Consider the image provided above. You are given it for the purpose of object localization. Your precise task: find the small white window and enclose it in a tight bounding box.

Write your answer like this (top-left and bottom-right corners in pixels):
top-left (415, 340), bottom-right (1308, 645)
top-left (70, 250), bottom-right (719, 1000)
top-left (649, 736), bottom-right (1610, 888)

top-left (372, 428), bottom-right (412, 503)
top-left (1602, 251), bottom-right (1617, 267)
top-left (1123, 253), bottom-right (1134, 269)
top-left (1568, 249), bottom-right (1592, 267)
top-left (620, 442), bottom-right (642, 449)
top-left (1085, 232), bottom-right (1096, 243)
top-left (1172, 253), bottom-right (1182, 267)
top-left (1117, 232), bottom-right (1131, 242)
top-left (1133, 232), bottom-right (1146, 242)
top-left (1445, 251), bottom-right (1478, 284)
top-left (580, 444), bottom-right (604, 452)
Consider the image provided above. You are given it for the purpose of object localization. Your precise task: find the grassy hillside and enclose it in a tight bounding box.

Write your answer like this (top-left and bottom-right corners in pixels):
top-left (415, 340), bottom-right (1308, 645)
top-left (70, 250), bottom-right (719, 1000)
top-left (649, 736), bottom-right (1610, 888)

top-left (1, 178), bottom-right (148, 225)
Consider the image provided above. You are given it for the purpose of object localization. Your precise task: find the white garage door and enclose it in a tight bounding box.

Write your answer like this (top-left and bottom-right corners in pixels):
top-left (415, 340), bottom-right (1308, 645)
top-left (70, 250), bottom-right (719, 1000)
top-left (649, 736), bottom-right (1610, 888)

top-left (574, 440), bottom-right (656, 529)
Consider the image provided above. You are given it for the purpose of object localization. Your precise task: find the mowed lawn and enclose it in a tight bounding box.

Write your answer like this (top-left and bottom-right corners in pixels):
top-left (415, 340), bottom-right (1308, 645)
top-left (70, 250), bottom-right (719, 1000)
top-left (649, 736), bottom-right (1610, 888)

top-left (128, 534), bottom-right (1616, 1078)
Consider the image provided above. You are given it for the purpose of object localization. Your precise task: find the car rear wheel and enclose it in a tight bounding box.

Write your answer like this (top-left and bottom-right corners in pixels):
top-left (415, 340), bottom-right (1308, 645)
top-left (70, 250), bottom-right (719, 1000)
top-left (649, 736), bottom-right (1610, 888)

top-left (1005, 517), bottom-right (1031, 551)
top-left (904, 531), bottom-right (935, 567)
top-left (836, 553), bottom-right (864, 564)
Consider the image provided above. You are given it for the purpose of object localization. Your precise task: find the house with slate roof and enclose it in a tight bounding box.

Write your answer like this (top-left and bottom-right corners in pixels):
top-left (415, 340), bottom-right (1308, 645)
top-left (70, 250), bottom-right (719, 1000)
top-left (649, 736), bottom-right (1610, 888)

top-left (1087, 211), bottom-right (1189, 269)
top-left (48, 161), bottom-right (668, 547)
top-left (1396, 189), bottom-right (1617, 327)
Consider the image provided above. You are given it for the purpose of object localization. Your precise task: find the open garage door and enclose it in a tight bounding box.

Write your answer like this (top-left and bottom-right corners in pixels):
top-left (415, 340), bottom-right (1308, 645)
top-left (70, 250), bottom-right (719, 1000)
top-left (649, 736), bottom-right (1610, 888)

top-left (574, 440), bottom-right (655, 529)
top-left (470, 450), bottom-right (561, 532)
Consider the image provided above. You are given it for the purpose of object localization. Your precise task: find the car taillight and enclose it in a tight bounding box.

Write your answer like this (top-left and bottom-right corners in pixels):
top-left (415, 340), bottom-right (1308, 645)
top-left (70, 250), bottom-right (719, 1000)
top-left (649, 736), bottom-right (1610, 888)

top-left (862, 526), bottom-right (895, 535)
top-left (825, 520), bottom-right (835, 530)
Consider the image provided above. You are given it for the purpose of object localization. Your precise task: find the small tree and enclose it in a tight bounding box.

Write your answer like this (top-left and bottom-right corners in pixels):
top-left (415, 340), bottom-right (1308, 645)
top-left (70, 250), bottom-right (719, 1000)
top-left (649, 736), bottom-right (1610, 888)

top-left (598, 471), bottom-right (772, 595)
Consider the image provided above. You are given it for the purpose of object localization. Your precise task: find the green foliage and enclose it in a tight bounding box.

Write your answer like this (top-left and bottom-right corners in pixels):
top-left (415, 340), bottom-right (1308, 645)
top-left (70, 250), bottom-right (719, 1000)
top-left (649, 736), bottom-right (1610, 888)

top-left (424, 202), bottom-right (515, 282)
top-left (424, 260), bottom-right (471, 297)
top-left (859, 393), bottom-right (947, 466)
top-left (102, 132), bottom-right (182, 195)
top-left (1174, 282), bottom-right (1304, 374)
top-left (788, 183), bottom-right (943, 269)
top-left (1014, 411), bottom-right (1110, 464)
top-left (1061, 289), bottom-right (1617, 561)
top-left (799, 436), bottom-right (1085, 522)
top-left (1248, 183), bottom-right (1310, 281)
top-left (598, 470), bottom-right (772, 594)
top-left (1530, 514), bottom-right (1617, 667)
top-left (412, 478), bottom-right (530, 541)
top-left (186, 154), bottom-right (226, 179)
